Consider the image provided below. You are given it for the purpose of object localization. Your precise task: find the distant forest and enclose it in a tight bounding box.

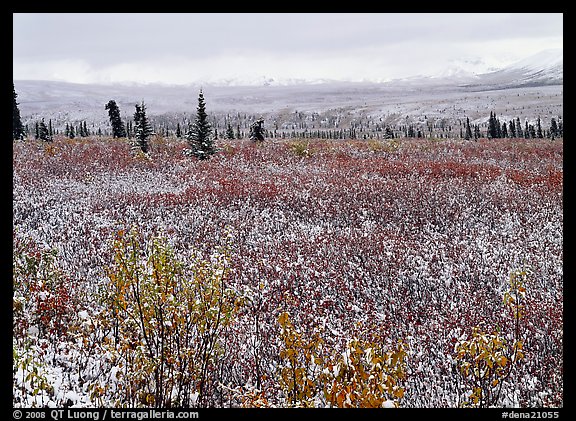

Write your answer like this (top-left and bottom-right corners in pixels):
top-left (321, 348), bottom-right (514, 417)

top-left (13, 84), bottom-right (563, 142)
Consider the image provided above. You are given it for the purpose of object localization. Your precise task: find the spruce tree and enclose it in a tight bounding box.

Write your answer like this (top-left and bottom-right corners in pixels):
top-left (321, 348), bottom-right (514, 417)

top-left (176, 122), bottom-right (182, 138)
top-left (249, 118), bottom-right (265, 142)
top-left (186, 89), bottom-right (215, 159)
top-left (226, 122), bottom-right (235, 139)
top-left (550, 118), bottom-right (558, 139)
top-left (509, 120), bottom-right (516, 138)
top-left (536, 117), bottom-right (543, 138)
top-left (38, 119), bottom-right (50, 141)
top-left (13, 83), bottom-right (25, 140)
top-left (126, 120), bottom-right (133, 139)
top-left (133, 101), bottom-right (153, 153)
top-left (384, 126), bottom-right (394, 139)
top-left (473, 124), bottom-right (481, 140)
top-left (502, 122), bottom-right (508, 138)
top-left (487, 112), bottom-right (498, 139)
top-left (464, 117), bottom-right (473, 140)
top-left (516, 118), bottom-right (523, 138)
top-left (105, 100), bottom-right (127, 138)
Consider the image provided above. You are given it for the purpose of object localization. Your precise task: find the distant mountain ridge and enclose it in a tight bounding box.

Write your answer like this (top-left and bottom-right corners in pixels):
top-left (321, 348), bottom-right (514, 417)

top-left (13, 49), bottom-right (562, 130)
top-left (177, 49), bottom-right (563, 88)
top-left (461, 49), bottom-right (563, 89)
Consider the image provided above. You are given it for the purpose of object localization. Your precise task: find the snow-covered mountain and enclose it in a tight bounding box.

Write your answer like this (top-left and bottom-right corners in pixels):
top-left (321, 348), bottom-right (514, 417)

top-left (507, 49), bottom-right (563, 74)
top-left (464, 49), bottom-right (563, 89)
top-left (13, 49), bottom-right (562, 129)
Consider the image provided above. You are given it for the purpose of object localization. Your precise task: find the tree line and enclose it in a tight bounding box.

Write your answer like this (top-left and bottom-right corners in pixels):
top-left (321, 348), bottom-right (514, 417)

top-left (13, 83), bottom-right (563, 152)
top-left (105, 90), bottom-right (218, 159)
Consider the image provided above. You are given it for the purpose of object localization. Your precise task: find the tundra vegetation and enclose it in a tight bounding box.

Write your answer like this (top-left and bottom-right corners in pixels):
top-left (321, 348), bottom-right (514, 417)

top-left (13, 134), bottom-right (562, 408)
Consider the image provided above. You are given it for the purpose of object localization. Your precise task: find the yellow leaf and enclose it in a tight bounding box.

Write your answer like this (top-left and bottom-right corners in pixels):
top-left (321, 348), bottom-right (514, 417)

top-left (336, 392), bottom-right (345, 407)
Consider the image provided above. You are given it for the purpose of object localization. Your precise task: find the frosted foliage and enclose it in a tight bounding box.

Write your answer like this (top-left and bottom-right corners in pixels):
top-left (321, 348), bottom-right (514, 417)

top-left (12, 137), bottom-right (562, 408)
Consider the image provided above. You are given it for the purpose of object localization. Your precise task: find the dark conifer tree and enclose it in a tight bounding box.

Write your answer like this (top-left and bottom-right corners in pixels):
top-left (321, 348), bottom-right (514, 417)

top-left (550, 118), bottom-right (558, 139)
top-left (176, 122), bottom-right (182, 138)
top-left (509, 120), bottom-right (516, 138)
top-left (384, 126), bottom-right (394, 139)
top-left (473, 124), bottom-right (481, 140)
top-left (536, 117), bottom-right (543, 138)
top-left (133, 101), bottom-right (153, 153)
top-left (13, 83), bottom-right (25, 140)
top-left (186, 89), bottom-right (215, 159)
top-left (487, 111), bottom-right (498, 139)
top-left (464, 117), bottom-right (473, 140)
top-left (407, 125), bottom-right (415, 138)
top-left (105, 100), bottom-right (127, 138)
top-left (516, 118), bottom-right (523, 138)
top-left (249, 118), bottom-right (265, 142)
top-left (126, 120), bottom-right (133, 139)
top-left (38, 119), bottom-right (50, 141)
top-left (226, 122), bottom-right (235, 139)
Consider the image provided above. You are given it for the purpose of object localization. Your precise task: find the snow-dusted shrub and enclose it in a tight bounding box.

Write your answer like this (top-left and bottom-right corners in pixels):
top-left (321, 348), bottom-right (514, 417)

top-left (13, 339), bottom-right (53, 407)
top-left (320, 336), bottom-right (407, 408)
top-left (13, 232), bottom-right (80, 407)
top-left (276, 311), bottom-right (324, 407)
top-left (93, 226), bottom-right (243, 407)
top-left (13, 232), bottom-right (77, 340)
top-left (274, 312), bottom-right (407, 408)
top-left (12, 136), bottom-right (563, 407)
top-left (455, 268), bottom-right (529, 407)
top-left (287, 139), bottom-right (314, 158)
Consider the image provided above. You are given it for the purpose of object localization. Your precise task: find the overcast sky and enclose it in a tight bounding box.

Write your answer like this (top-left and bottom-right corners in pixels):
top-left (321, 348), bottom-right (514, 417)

top-left (13, 13), bottom-right (563, 85)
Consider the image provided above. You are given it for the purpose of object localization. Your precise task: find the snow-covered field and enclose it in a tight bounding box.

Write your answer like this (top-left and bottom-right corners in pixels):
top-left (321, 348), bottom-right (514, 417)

top-left (13, 136), bottom-right (563, 408)
top-left (14, 79), bottom-right (563, 140)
